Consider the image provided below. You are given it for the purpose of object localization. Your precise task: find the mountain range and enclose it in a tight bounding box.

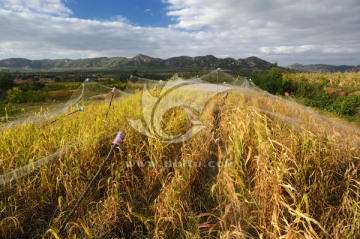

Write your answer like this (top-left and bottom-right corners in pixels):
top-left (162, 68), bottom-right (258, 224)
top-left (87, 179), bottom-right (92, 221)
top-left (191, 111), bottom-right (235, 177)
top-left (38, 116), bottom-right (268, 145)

top-left (288, 63), bottom-right (360, 72)
top-left (0, 54), bottom-right (358, 73)
top-left (0, 55), bottom-right (274, 74)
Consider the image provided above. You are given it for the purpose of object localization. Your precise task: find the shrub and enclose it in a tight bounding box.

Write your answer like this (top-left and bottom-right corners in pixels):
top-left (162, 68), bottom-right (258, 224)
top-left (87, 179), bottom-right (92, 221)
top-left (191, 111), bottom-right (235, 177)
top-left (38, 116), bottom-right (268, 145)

top-left (330, 95), bottom-right (360, 116)
top-left (0, 70), bottom-right (14, 91)
top-left (294, 81), bottom-right (325, 98)
top-left (310, 91), bottom-right (334, 109)
top-left (282, 79), bottom-right (298, 94)
top-left (24, 90), bottom-right (46, 102)
top-left (6, 87), bottom-right (24, 103)
top-left (6, 87), bottom-right (46, 104)
top-left (252, 64), bottom-right (283, 94)
top-left (0, 102), bottom-right (19, 117)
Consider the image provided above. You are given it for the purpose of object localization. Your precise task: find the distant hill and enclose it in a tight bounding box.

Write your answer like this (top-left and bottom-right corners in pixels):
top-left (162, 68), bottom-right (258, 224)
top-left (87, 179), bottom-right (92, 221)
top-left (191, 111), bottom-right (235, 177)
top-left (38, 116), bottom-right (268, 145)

top-left (288, 63), bottom-right (360, 72)
top-left (0, 54), bottom-right (276, 74)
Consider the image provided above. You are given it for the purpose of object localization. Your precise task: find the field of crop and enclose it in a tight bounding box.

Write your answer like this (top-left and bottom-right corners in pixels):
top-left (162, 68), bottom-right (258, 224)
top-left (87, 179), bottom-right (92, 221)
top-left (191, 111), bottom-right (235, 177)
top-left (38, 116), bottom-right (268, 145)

top-left (0, 74), bottom-right (360, 238)
top-left (284, 72), bottom-right (360, 90)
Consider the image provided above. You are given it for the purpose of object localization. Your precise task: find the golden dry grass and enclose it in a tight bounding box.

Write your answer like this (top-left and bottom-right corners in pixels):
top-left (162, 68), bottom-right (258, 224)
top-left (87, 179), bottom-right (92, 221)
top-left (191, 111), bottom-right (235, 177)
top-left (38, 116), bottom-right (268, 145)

top-left (0, 85), bottom-right (359, 238)
top-left (284, 71), bottom-right (360, 89)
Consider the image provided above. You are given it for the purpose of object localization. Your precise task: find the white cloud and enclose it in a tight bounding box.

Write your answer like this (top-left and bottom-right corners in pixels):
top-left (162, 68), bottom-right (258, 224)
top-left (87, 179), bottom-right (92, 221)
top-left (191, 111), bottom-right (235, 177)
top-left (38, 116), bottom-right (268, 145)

top-left (109, 15), bottom-right (130, 23)
top-left (0, 9), bottom-right (199, 59)
top-left (164, 0), bottom-right (360, 64)
top-left (0, 0), bottom-right (71, 16)
top-left (323, 46), bottom-right (360, 54)
top-left (260, 45), bottom-right (318, 54)
top-left (0, 0), bottom-right (359, 65)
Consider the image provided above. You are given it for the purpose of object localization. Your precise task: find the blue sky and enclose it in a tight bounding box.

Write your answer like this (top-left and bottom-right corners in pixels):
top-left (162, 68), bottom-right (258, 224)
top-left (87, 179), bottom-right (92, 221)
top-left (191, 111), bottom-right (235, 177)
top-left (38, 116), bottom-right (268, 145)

top-left (66, 0), bottom-right (172, 27)
top-left (0, 0), bottom-right (359, 65)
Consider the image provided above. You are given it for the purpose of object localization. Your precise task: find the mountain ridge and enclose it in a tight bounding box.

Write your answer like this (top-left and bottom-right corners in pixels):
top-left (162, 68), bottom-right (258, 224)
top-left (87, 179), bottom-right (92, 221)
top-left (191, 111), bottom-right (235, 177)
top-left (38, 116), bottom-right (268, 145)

top-left (2, 55), bottom-right (358, 73)
top-left (288, 63), bottom-right (360, 72)
top-left (0, 54), bottom-right (275, 73)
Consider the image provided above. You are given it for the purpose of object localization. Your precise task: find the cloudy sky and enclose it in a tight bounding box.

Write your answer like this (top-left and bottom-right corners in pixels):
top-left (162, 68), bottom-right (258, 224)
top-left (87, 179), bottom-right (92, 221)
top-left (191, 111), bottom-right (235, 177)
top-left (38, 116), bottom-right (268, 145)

top-left (0, 0), bottom-right (359, 66)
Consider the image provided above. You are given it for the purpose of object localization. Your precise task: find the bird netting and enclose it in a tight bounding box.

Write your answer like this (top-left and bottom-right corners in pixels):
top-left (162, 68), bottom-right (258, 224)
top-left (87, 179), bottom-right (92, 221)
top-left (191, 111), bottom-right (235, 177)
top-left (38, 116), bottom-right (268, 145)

top-left (0, 79), bottom-right (129, 130)
top-left (0, 69), bottom-right (359, 185)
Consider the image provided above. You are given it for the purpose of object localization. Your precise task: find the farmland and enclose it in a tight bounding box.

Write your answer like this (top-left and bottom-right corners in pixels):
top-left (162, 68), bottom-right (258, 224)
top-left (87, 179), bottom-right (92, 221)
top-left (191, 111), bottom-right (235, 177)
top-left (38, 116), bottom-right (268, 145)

top-left (0, 70), bottom-right (359, 238)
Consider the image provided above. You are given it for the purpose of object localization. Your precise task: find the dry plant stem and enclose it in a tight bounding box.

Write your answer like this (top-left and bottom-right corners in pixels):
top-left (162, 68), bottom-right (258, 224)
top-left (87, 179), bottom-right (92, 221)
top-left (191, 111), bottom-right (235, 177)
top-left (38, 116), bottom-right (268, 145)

top-left (58, 144), bottom-right (116, 234)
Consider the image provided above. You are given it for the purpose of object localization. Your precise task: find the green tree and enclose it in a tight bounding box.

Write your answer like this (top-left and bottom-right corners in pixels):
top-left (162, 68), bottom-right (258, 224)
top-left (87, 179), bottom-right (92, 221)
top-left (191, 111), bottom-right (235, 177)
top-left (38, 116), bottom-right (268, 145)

top-left (0, 70), bottom-right (15, 92)
top-left (6, 87), bottom-right (24, 103)
top-left (131, 69), bottom-right (139, 77)
top-left (252, 63), bottom-right (283, 95)
top-left (190, 68), bottom-right (200, 77)
top-left (264, 64), bottom-right (283, 94)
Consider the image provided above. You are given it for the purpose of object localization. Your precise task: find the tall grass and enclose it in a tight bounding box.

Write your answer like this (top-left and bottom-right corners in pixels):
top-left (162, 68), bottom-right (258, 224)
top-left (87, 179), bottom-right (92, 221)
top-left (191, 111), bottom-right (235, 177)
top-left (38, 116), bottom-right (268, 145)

top-left (0, 87), bottom-right (359, 238)
top-left (284, 72), bottom-right (360, 89)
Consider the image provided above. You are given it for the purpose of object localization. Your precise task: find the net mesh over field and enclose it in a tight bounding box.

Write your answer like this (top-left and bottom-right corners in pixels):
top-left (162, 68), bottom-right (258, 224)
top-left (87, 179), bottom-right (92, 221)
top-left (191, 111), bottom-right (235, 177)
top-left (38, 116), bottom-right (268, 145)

top-left (125, 70), bottom-right (360, 140)
top-left (0, 70), bottom-right (359, 185)
top-left (0, 79), bottom-right (129, 130)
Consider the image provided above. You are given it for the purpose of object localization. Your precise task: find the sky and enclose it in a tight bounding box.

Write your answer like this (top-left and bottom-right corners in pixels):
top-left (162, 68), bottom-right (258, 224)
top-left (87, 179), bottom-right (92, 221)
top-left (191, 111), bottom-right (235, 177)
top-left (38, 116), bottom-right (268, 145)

top-left (0, 0), bottom-right (359, 66)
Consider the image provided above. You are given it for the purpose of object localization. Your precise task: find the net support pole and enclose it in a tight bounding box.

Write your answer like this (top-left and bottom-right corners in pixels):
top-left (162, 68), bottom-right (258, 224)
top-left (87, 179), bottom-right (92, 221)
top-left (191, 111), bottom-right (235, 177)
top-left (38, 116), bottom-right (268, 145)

top-left (104, 87), bottom-right (116, 121)
top-left (58, 131), bottom-right (125, 235)
top-left (42, 107), bottom-right (83, 128)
